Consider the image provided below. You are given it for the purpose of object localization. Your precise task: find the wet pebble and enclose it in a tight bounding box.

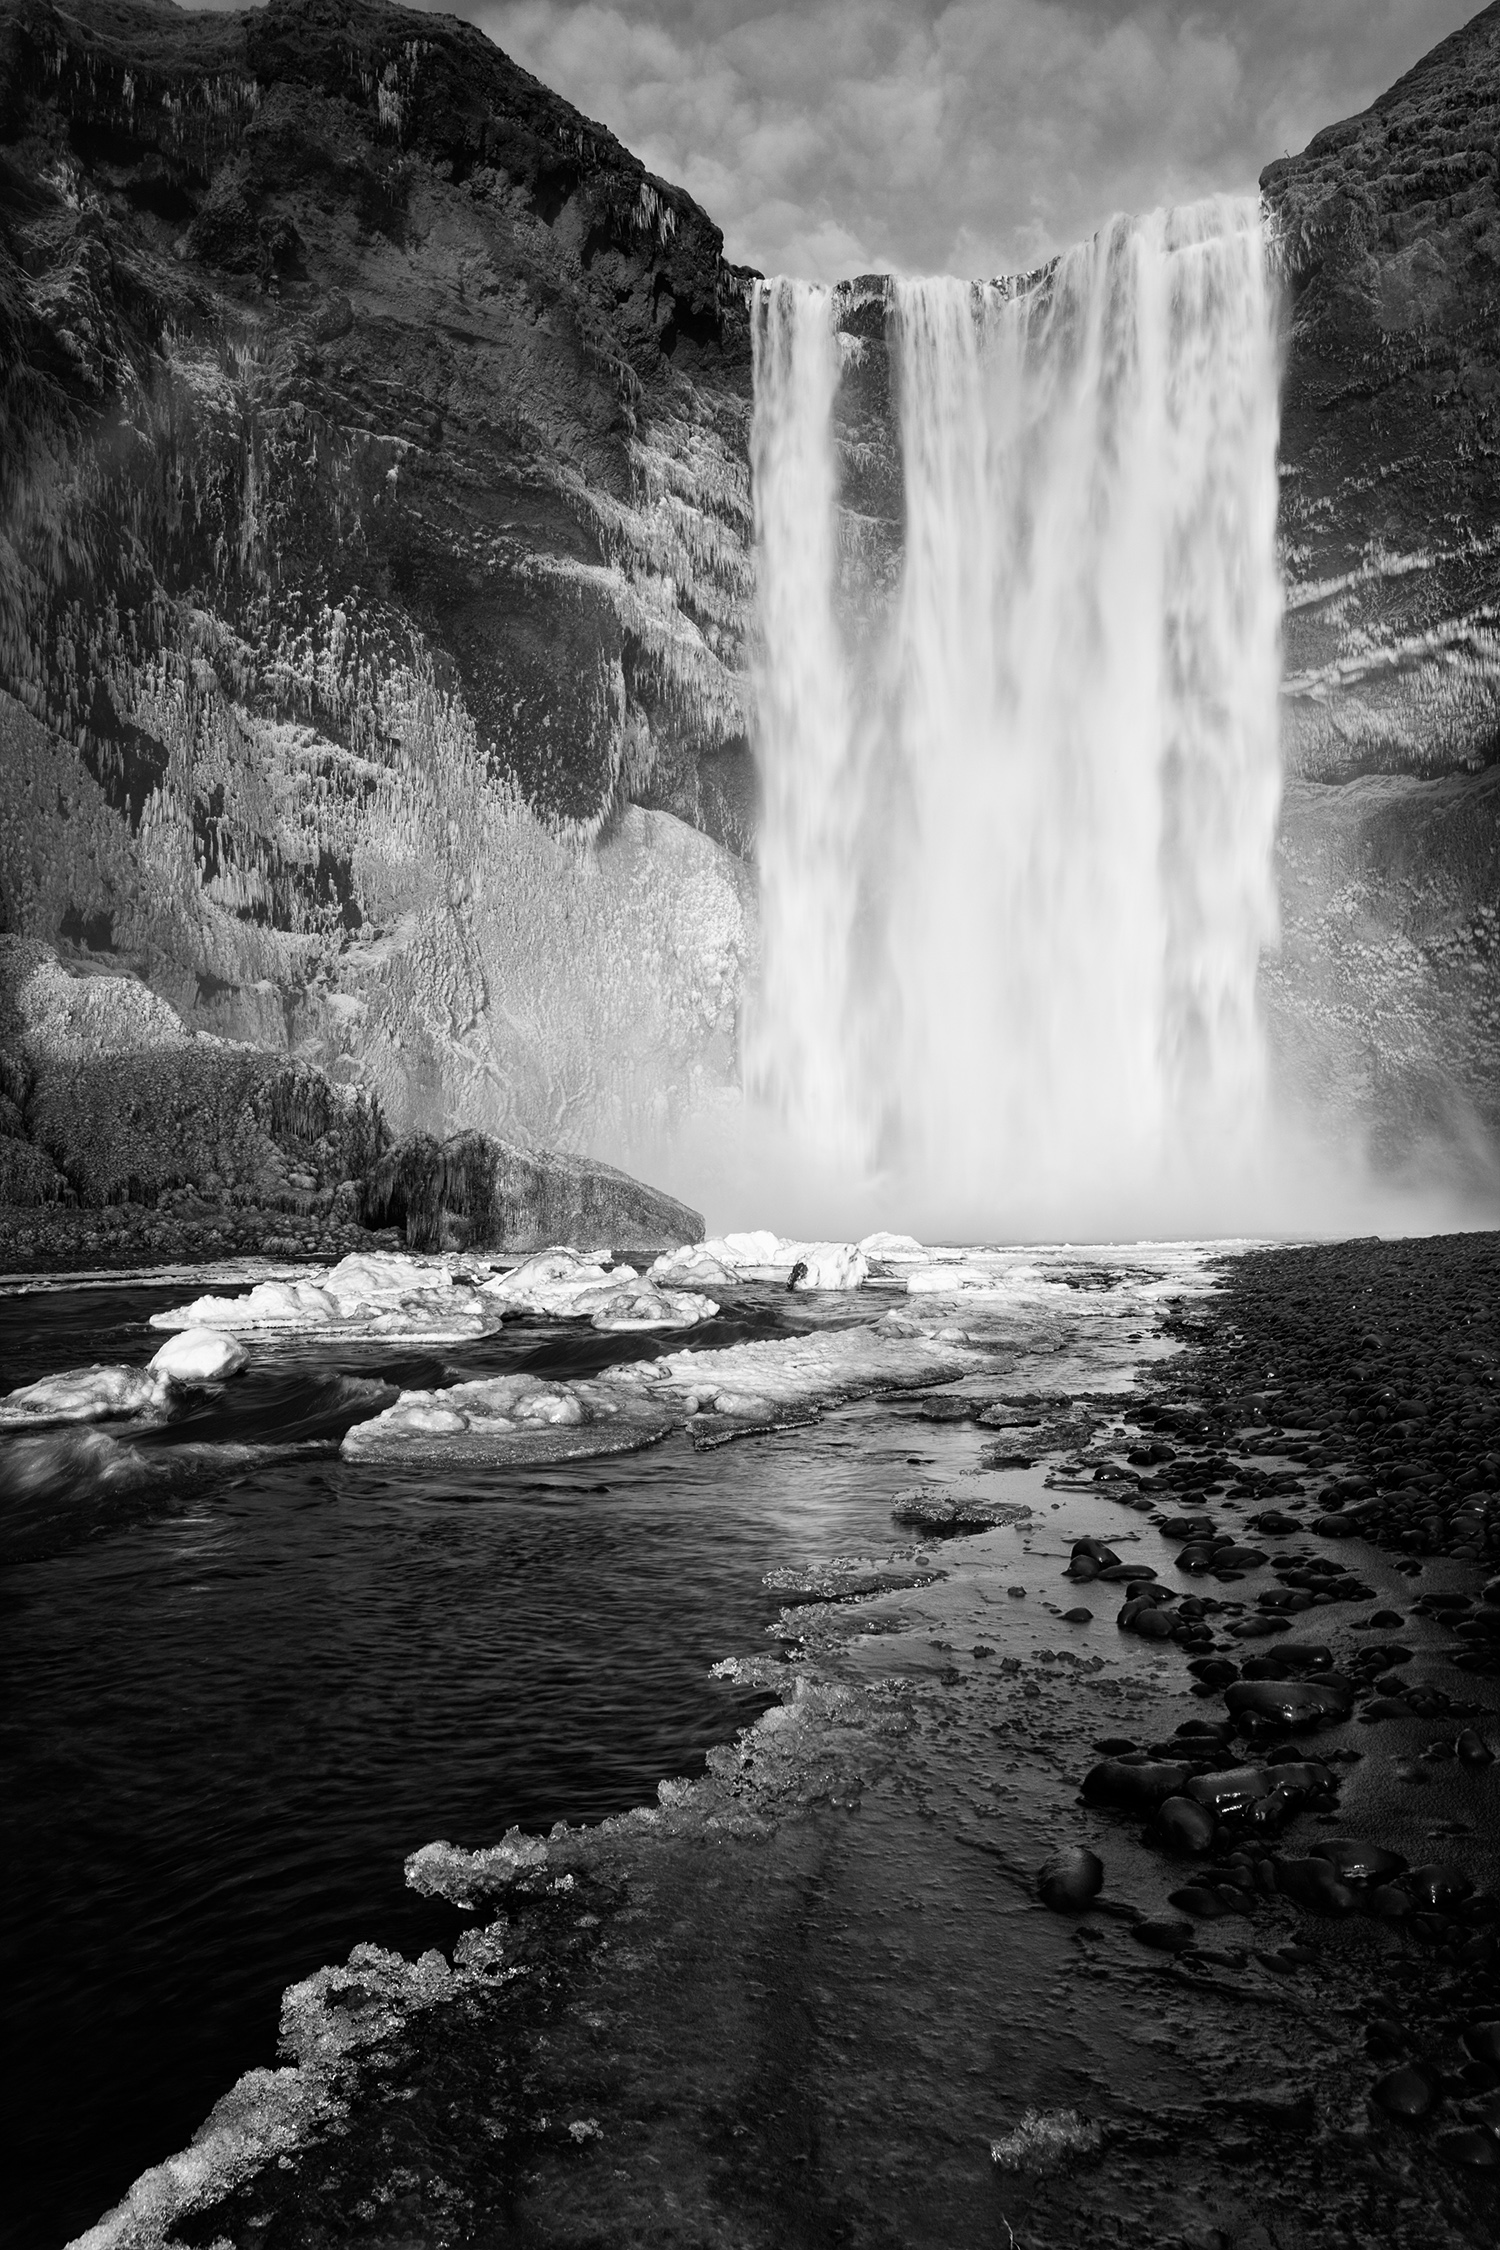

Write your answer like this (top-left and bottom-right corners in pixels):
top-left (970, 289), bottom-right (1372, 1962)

top-left (1168, 1884), bottom-right (1227, 1919)
top-left (1440, 2128), bottom-right (1500, 2171)
top-left (1082, 1758), bottom-right (1193, 1810)
top-left (1036, 1845), bottom-right (1105, 1913)
top-left (1372, 2064), bottom-right (1440, 2120)
top-left (1463, 2023), bottom-right (1500, 2067)
top-left (1133, 1917), bottom-right (1195, 1953)
top-left (1308, 1839), bottom-right (1406, 1884)
top-left (1153, 1796), bottom-right (1218, 1854)
top-left (1062, 1607), bottom-right (1093, 1624)
top-left (1274, 1857), bottom-right (1359, 1915)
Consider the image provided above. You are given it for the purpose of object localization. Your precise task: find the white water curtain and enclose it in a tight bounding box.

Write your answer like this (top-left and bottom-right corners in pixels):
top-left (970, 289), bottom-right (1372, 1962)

top-left (748, 201), bottom-right (1282, 1229)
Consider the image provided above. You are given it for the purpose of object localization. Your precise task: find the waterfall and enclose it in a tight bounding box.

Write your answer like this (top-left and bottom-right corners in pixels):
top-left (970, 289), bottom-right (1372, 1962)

top-left (746, 198), bottom-right (1283, 1232)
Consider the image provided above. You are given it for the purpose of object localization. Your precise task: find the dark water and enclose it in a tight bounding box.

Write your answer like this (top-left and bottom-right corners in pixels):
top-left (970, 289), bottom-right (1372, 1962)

top-left (0, 1279), bottom-right (937, 2250)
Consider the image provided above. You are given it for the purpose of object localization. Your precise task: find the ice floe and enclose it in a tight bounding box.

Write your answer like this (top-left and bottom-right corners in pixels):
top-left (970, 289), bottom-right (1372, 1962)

top-left (148, 1251), bottom-right (497, 1343)
top-left (340, 1319), bottom-right (987, 1465)
top-left (147, 1247), bottom-right (717, 1342)
top-left (650, 1231), bottom-right (870, 1290)
top-left (0, 1365), bottom-right (164, 1428)
top-left (479, 1247), bottom-right (717, 1329)
top-left (0, 1328), bottom-right (247, 1430)
top-left (340, 1372), bottom-right (679, 1467)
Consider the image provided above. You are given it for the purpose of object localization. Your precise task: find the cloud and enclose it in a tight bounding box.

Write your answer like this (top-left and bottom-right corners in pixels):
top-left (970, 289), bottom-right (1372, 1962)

top-left (413, 0), bottom-right (1477, 279)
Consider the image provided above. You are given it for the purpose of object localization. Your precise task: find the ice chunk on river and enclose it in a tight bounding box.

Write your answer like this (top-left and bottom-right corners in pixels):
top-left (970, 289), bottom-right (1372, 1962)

top-left (480, 1248), bottom-right (716, 1330)
top-left (340, 1320), bottom-right (988, 1465)
top-left (1, 1325), bottom-right (248, 1431)
top-left (149, 1247), bottom-right (715, 1342)
top-left (148, 1328), bottom-right (249, 1383)
top-left (0, 1364), bottom-right (164, 1428)
top-left (651, 1233), bottom-right (869, 1290)
top-left (341, 1372), bottom-right (679, 1467)
top-left (149, 1251), bottom-right (496, 1342)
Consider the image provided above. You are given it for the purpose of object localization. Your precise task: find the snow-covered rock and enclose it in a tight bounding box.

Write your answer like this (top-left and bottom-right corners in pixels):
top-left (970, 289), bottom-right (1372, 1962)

top-left (479, 1247), bottom-right (716, 1330)
top-left (147, 1328), bottom-right (249, 1383)
top-left (650, 1233), bottom-right (869, 1291)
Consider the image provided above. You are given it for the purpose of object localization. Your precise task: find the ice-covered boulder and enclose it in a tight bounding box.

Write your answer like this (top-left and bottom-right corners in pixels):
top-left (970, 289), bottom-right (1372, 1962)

top-left (147, 1328), bottom-right (249, 1383)
top-left (481, 1248), bottom-right (716, 1330)
top-left (650, 1234), bottom-right (869, 1291)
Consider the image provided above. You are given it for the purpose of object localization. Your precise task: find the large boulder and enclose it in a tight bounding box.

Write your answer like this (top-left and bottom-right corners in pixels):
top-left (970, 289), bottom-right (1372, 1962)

top-left (361, 1129), bottom-right (703, 1255)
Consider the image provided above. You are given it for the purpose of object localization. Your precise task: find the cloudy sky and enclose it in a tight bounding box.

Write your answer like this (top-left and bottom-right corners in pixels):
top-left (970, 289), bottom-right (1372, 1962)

top-left (398, 0), bottom-right (1476, 279)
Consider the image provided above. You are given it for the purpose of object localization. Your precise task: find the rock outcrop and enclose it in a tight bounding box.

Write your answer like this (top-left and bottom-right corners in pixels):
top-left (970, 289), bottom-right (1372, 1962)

top-left (1259, 3), bottom-right (1500, 1168)
top-left (4, 0), bottom-right (1500, 1210)
top-left (361, 1127), bottom-right (703, 1253)
top-left (0, 0), bottom-right (755, 1159)
top-left (0, 932), bottom-right (385, 1208)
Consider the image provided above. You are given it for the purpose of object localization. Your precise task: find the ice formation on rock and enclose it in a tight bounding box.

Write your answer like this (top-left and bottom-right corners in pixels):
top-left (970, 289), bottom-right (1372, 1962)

top-left (651, 1232), bottom-right (870, 1290)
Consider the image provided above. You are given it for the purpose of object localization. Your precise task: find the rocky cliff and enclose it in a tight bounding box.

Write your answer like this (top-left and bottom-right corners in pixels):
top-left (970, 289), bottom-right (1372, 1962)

top-left (4, 0), bottom-right (1500, 1219)
top-left (0, 0), bottom-right (756, 1175)
top-left (1258, 1), bottom-right (1500, 1173)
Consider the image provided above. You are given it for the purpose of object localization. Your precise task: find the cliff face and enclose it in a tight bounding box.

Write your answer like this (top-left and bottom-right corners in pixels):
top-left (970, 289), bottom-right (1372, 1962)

top-left (0, 0), bottom-right (756, 1158)
top-left (1260, 2), bottom-right (1500, 1172)
top-left (4, 0), bottom-right (1500, 1206)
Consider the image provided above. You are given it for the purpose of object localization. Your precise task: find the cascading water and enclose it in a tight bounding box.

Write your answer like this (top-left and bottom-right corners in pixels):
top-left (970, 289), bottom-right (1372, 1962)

top-left (746, 197), bottom-right (1283, 1234)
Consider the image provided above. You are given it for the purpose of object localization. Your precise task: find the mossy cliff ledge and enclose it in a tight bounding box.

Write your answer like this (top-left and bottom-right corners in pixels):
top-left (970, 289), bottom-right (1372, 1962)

top-left (0, 0), bottom-right (755, 1193)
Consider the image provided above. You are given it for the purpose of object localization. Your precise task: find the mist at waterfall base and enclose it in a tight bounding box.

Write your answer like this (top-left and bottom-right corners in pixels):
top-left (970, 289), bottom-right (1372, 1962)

top-left (647, 197), bottom-right (1490, 1247)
